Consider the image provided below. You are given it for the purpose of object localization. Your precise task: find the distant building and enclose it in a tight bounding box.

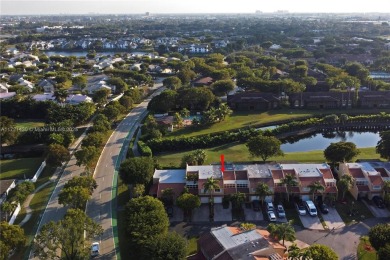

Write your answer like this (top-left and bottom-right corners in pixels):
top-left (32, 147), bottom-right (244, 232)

top-left (0, 92), bottom-right (16, 100)
top-left (227, 92), bottom-right (281, 111)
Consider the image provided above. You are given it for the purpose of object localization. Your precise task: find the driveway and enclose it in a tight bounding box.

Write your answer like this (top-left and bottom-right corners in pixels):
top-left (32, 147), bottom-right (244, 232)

top-left (244, 208), bottom-right (264, 221)
top-left (362, 200), bottom-right (390, 217)
top-left (322, 208), bottom-right (345, 230)
top-left (192, 204), bottom-right (210, 222)
top-left (214, 204), bottom-right (231, 221)
top-left (299, 214), bottom-right (324, 230)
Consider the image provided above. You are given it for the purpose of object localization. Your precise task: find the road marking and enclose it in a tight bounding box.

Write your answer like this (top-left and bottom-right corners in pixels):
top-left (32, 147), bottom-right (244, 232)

top-left (100, 194), bottom-right (102, 199)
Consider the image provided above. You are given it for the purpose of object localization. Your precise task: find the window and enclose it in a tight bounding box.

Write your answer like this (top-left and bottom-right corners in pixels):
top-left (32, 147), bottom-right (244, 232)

top-left (215, 189), bottom-right (221, 193)
top-left (236, 183), bottom-right (248, 188)
top-left (224, 184), bottom-right (236, 188)
top-left (356, 180), bottom-right (368, 186)
top-left (186, 184), bottom-right (198, 189)
top-left (372, 185), bottom-right (381, 190)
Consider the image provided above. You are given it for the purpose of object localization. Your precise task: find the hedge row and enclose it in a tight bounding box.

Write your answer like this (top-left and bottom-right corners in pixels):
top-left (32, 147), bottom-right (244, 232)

top-left (137, 140), bottom-right (153, 157)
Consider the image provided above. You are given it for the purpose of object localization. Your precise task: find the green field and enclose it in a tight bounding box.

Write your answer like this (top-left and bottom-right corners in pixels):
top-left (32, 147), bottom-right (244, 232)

top-left (357, 236), bottom-right (377, 260)
top-left (155, 145), bottom-right (381, 168)
top-left (0, 157), bottom-right (44, 180)
top-left (14, 119), bottom-right (45, 129)
top-left (166, 108), bottom-right (390, 138)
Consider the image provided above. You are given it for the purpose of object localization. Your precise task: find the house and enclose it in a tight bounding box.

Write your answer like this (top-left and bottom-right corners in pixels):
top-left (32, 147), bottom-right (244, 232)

top-left (358, 91), bottom-right (390, 108)
top-left (289, 92), bottom-right (353, 109)
top-left (0, 92), bottom-right (16, 100)
top-left (32, 93), bottom-right (56, 102)
top-left (178, 44), bottom-right (210, 53)
top-left (193, 77), bottom-right (214, 87)
top-left (150, 163), bottom-right (338, 203)
top-left (196, 225), bottom-right (285, 260)
top-left (339, 161), bottom-right (390, 200)
top-left (66, 94), bottom-right (93, 104)
top-left (37, 79), bottom-right (56, 93)
top-left (227, 92), bottom-right (281, 111)
top-left (0, 83), bottom-right (9, 93)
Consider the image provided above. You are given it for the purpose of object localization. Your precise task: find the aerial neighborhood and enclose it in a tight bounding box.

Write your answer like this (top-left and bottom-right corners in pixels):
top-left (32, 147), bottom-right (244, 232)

top-left (1, 10), bottom-right (390, 260)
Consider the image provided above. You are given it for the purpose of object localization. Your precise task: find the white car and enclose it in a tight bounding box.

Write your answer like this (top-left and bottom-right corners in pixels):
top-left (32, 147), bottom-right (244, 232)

top-left (267, 211), bottom-right (277, 222)
top-left (277, 204), bottom-right (286, 218)
top-left (266, 202), bottom-right (274, 212)
top-left (295, 201), bottom-right (307, 215)
top-left (91, 242), bottom-right (100, 257)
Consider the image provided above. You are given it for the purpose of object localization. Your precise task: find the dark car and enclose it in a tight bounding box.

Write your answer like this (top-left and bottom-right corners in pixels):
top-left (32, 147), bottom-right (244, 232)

top-left (166, 206), bottom-right (173, 217)
top-left (372, 196), bottom-right (385, 208)
top-left (252, 200), bottom-right (261, 211)
top-left (319, 203), bottom-right (329, 214)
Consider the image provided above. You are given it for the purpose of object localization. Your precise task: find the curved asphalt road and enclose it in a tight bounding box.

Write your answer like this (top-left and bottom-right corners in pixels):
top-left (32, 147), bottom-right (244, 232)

top-left (86, 80), bottom-right (164, 259)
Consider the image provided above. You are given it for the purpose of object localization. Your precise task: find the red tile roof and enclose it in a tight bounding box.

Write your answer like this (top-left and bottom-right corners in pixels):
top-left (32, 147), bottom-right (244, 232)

top-left (375, 168), bottom-right (390, 178)
top-left (320, 168), bottom-right (335, 179)
top-left (223, 171), bottom-right (235, 180)
top-left (357, 185), bottom-right (370, 192)
top-left (274, 186), bottom-right (287, 193)
top-left (271, 170), bottom-right (284, 179)
top-left (235, 171), bottom-right (248, 180)
top-left (324, 186), bottom-right (338, 194)
top-left (250, 178), bottom-right (274, 189)
top-left (369, 175), bottom-right (384, 186)
top-left (349, 168), bottom-right (365, 178)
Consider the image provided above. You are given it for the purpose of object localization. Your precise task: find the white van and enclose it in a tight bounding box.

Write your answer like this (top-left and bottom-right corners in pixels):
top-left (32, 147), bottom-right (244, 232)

top-left (305, 200), bottom-right (317, 216)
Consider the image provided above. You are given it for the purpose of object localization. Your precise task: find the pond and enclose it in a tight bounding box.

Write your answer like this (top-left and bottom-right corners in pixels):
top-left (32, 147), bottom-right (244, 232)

top-left (281, 131), bottom-right (380, 152)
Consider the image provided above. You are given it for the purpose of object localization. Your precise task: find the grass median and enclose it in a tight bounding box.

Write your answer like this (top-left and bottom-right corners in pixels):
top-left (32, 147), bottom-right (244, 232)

top-left (0, 157), bottom-right (43, 180)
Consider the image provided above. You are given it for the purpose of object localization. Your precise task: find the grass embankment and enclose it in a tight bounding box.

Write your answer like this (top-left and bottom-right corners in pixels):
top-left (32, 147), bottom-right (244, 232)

top-left (166, 108), bottom-right (390, 138)
top-left (0, 157), bottom-right (43, 180)
top-left (155, 145), bottom-right (380, 168)
top-left (14, 119), bottom-right (45, 129)
top-left (357, 236), bottom-right (377, 260)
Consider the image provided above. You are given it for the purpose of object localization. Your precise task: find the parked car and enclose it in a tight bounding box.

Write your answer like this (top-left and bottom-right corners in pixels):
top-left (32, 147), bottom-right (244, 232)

top-left (166, 206), bottom-right (173, 217)
top-left (295, 201), bottom-right (307, 215)
top-left (277, 204), bottom-right (286, 218)
top-left (91, 242), bottom-right (100, 257)
top-left (305, 200), bottom-right (318, 216)
top-left (266, 202), bottom-right (274, 212)
top-left (319, 203), bottom-right (329, 214)
top-left (252, 200), bottom-right (261, 211)
top-left (372, 196), bottom-right (385, 208)
top-left (267, 211), bottom-right (277, 222)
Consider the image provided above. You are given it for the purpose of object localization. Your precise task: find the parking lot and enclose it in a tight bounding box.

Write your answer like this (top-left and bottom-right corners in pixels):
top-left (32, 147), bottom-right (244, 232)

top-left (299, 214), bottom-right (324, 230)
top-left (244, 207), bottom-right (264, 221)
top-left (322, 208), bottom-right (345, 230)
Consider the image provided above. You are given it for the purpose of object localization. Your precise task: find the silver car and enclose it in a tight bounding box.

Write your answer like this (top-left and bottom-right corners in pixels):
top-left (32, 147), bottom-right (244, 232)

top-left (277, 204), bottom-right (286, 218)
top-left (267, 211), bottom-right (277, 222)
top-left (91, 242), bottom-right (100, 257)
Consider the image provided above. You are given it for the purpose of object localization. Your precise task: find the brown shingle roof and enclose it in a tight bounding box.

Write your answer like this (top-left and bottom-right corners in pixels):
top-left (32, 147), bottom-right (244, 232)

top-left (349, 168), bottom-right (365, 178)
top-left (369, 175), bottom-right (384, 186)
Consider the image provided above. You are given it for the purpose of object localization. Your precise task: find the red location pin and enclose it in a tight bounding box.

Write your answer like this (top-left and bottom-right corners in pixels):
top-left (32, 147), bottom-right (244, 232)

top-left (220, 154), bottom-right (225, 173)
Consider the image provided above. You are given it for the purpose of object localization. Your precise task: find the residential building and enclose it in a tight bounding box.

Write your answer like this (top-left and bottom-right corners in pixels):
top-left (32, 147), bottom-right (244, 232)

top-left (193, 77), bottom-right (214, 87)
top-left (339, 161), bottom-right (390, 200)
top-left (150, 163), bottom-right (337, 203)
top-left (0, 92), bottom-right (16, 100)
top-left (178, 43), bottom-right (210, 53)
top-left (358, 91), bottom-right (390, 108)
top-left (227, 92), bottom-right (281, 111)
top-left (0, 83), bottom-right (9, 93)
top-left (289, 92), bottom-right (353, 109)
top-left (194, 225), bottom-right (285, 260)
top-left (0, 179), bottom-right (16, 205)
top-left (37, 79), bottom-right (56, 93)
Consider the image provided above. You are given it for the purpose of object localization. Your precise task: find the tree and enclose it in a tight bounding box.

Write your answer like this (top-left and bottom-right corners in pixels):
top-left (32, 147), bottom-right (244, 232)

top-left (303, 244), bottom-right (338, 260)
top-left (211, 80), bottom-right (235, 96)
top-left (33, 209), bottom-right (103, 260)
top-left (203, 177), bottom-right (220, 204)
top-left (58, 186), bottom-right (90, 210)
top-left (255, 182), bottom-right (272, 205)
top-left (267, 220), bottom-right (296, 246)
top-left (74, 146), bottom-right (100, 169)
top-left (125, 196), bottom-right (169, 257)
top-left (108, 77), bottom-right (128, 94)
top-left (324, 142), bottom-right (360, 166)
top-left (72, 75), bottom-right (87, 90)
top-left (369, 223), bottom-right (390, 251)
top-left (45, 144), bottom-right (70, 167)
top-left (246, 135), bottom-right (284, 163)
top-left (383, 180), bottom-right (390, 205)
top-left (0, 222), bottom-right (26, 259)
top-left (133, 184), bottom-right (145, 198)
top-left (163, 76), bottom-right (182, 90)
top-left (53, 88), bottom-right (68, 104)
top-left (308, 181), bottom-right (325, 201)
top-left (378, 243), bottom-right (390, 260)
top-left (0, 116), bottom-right (19, 145)
top-left (281, 174), bottom-right (298, 202)
top-left (192, 149), bottom-right (207, 165)
top-left (103, 105), bottom-right (120, 121)
top-left (230, 192), bottom-right (246, 209)
top-left (64, 176), bottom-right (97, 194)
top-left (376, 131), bottom-right (390, 161)
top-left (1, 202), bottom-right (17, 222)
top-left (119, 157), bottom-right (154, 185)
top-left (161, 188), bottom-right (175, 206)
top-left (143, 232), bottom-right (187, 260)
top-left (147, 90), bottom-right (177, 113)
top-left (287, 243), bottom-right (301, 260)
top-left (176, 193), bottom-right (201, 219)
top-left (173, 112), bottom-right (183, 128)
top-left (337, 175), bottom-right (354, 200)
top-left (81, 132), bottom-right (105, 147)
top-left (119, 96), bottom-right (133, 110)
top-left (240, 222), bottom-right (256, 231)
top-left (93, 88), bottom-right (111, 107)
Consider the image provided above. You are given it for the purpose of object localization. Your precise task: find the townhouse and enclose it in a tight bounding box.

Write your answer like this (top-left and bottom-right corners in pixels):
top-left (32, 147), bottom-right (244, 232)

top-left (150, 163), bottom-right (338, 203)
top-left (339, 161), bottom-right (390, 200)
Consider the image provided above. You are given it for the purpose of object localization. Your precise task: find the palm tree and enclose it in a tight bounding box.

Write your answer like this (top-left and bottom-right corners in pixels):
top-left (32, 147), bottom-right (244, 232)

top-left (255, 182), bottom-right (273, 205)
top-left (308, 181), bottom-right (325, 201)
top-left (203, 177), bottom-right (220, 218)
top-left (337, 174), bottom-right (354, 200)
top-left (267, 220), bottom-right (296, 246)
top-left (230, 192), bottom-right (246, 209)
top-left (281, 174), bottom-right (298, 202)
top-left (288, 243), bottom-right (301, 260)
top-left (53, 88), bottom-right (68, 104)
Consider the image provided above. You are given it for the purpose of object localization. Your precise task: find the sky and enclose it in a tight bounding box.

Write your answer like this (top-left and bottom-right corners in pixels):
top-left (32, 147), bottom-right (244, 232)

top-left (2, 0), bottom-right (390, 15)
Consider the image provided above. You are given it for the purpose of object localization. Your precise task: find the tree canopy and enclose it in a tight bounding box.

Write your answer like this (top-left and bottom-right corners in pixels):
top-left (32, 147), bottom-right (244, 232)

top-left (246, 135), bottom-right (284, 162)
top-left (376, 131), bottom-right (390, 161)
top-left (143, 232), bottom-right (187, 260)
top-left (369, 223), bottom-right (390, 251)
top-left (303, 244), bottom-right (338, 260)
top-left (0, 221), bottom-right (26, 259)
top-left (45, 144), bottom-right (70, 167)
top-left (0, 116), bottom-right (19, 145)
top-left (324, 141), bottom-right (360, 164)
top-left (119, 157), bottom-right (155, 185)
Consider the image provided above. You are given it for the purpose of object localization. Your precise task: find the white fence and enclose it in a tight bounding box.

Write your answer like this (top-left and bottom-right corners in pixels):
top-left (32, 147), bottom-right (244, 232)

top-left (31, 161), bottom-right (46, 182)
top-left (8, 203), bottom-right (21, 225)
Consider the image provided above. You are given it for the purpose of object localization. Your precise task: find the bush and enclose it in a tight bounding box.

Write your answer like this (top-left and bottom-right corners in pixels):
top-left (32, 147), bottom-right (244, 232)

top-left (137, 141), bottom-right (152, 157)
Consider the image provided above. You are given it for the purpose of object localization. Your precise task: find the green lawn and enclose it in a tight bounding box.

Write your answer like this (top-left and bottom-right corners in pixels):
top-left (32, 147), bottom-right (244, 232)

top-left (14, 119), bottom-right (45, 129)
top-left (357, 236), bottom-right (377, 260)
top-left (166, 108), bottom-right (390, 138)
top-left (0, 157), bottom-right (44, 180)
top-left (155, 145), bottom-right (380, 168)
top-left (187, 237), bottom-right (198, 256)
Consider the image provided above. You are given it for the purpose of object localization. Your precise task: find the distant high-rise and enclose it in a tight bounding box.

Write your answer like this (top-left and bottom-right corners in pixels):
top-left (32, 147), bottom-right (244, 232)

top-left (255, 10), bottom-right (263, 14)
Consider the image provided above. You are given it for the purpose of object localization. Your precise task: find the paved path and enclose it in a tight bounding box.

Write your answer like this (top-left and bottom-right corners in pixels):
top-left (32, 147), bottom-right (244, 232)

top-left (86, 82), bottom-right (164, 260)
